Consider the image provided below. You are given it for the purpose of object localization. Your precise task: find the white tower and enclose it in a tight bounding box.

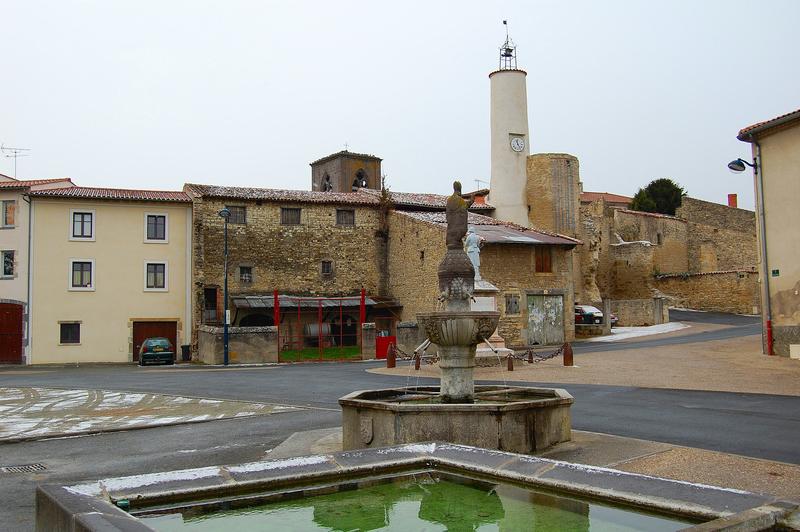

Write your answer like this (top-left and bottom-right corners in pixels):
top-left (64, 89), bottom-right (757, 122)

top-left (488, 23), bottom-right (530, 227)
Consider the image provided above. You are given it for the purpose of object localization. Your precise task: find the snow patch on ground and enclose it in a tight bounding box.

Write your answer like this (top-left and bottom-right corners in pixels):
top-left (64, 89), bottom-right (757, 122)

top-left (227, 454), bottom-right (331, 473)
top-left (585, 322), bottom-right (690, 342)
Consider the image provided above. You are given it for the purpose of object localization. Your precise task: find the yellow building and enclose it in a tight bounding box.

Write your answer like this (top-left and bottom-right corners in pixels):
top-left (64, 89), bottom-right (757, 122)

top-left (737, 108), bottom-right (800, 358)
top-left (28, 187), bottom-right (192, 364)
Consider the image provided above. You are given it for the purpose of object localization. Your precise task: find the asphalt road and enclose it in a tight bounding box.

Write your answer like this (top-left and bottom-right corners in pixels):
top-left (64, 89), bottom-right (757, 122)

top-left (2, 310), bottom-right (796, 531)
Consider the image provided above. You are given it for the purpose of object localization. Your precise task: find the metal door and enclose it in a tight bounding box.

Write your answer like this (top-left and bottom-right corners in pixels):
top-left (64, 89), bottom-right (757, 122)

top-left (527, 295), bottom-right (564, 346)
top-left (0, 303), bottom-right (24, 364)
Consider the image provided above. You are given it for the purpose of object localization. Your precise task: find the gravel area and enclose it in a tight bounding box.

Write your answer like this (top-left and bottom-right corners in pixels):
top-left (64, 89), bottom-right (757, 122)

top-left (371, 333), bottom-right (800, 396)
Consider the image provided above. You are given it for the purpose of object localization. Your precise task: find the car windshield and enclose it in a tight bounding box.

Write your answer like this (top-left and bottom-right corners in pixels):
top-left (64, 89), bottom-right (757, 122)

top-left (146, 338), bottom-right (172, 349)
top-left (580, 306), bottom-right (602, 314)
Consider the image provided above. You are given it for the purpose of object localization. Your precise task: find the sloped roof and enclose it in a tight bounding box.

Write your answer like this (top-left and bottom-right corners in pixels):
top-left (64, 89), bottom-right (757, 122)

top-left (185, 183), bottom-right (380, 206)
top-left (580, 191), bottom-right (632, 204)
top-left (309, 150), bottom-right (382, 166)
top-left (738, 108), bottom-right (800, 141)
top-left (0, 178), bottom-right (74, 189)
top-left (397, 210), bottom-right (581, 246)
top-left (359, 188), bottom-right (495, 210)
top-left (29, 186), bottom-right (191, 202)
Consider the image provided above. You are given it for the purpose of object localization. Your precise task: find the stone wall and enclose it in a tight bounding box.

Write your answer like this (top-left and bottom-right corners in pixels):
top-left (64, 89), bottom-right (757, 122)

top-left (611, 299), bottom-right (669, 327)
top-left (654, 271), bottom-right (760, 315)
top-left (526, 153), bottom-right (582, 236)
top-left (610, 242), bottom-right (656, 299)
top-left (676, 197), bottom-right (757, 273)
top-left (197, 325), bottom-right (278, 364)
top-left (386, 211), bottom-right (445, 321)
top-left (481, 244), bottom-right (576, 346)
top-left (193, 198), bottom-right (382, 345)
top-left (613, 209), bottom-right (688, 274)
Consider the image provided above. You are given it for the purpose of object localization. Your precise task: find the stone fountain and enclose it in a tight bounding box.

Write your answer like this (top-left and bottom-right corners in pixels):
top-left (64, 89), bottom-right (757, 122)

top-left (340, 182), bottom-right (573, 453)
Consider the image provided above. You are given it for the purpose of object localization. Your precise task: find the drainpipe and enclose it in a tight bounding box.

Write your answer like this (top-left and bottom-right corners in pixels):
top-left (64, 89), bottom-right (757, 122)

top-left (22, 193), bottom-right (32, 365)
top-left (752, 139), bottom-right (773, 355)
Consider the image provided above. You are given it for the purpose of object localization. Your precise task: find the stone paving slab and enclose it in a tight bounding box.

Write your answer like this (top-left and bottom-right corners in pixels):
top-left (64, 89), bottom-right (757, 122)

top-left (0, 387), bottom-right (299, 443)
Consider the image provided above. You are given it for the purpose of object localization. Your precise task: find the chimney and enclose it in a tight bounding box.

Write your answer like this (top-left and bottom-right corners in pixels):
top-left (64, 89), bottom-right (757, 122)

top-left (727, 194), bottom-right (738, 208)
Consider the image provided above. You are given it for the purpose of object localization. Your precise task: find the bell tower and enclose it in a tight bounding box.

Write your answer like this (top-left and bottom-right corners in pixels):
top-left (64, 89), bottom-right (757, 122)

top-left (488, 21), bottom-right (530, 227)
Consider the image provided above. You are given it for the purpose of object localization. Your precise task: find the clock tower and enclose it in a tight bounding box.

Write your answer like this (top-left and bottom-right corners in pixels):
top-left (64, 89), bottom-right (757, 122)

top-left (488, 22), bottom-right (530, 227)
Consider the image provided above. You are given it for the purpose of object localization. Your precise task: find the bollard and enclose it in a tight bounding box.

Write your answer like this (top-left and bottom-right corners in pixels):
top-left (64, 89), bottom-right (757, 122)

top-left (414, 354), bottom-right (421, 371)
top-left (387, 344), bottom-right (396, 369)
top-left (563, 342), bottom-right (574, 367)
top-left (507, 355), bottom-right (514, 371)
top-left (527, 349), bottom-right (533, 363)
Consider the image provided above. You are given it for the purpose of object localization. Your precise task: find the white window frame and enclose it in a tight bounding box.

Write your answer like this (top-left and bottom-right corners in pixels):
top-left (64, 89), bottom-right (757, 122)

top-left (1, 249), bottom-right (15, 278)
top-left (68, 258), bottom-right (95, 291)
top-left (1, 200), bottom-right (17, 228)
top-left (143, 260), bottom-right (169, 292)
top-left (69, 209), bottom-right (96, 242)
top-left (144, 212), bottom-right (169, 243)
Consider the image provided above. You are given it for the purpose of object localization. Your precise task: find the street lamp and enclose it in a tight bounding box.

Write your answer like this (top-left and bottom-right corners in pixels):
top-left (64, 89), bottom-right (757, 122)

top-left (727, 158), bottom-right (756, 173)
top-left (218, 208), bottom-right (231, 366)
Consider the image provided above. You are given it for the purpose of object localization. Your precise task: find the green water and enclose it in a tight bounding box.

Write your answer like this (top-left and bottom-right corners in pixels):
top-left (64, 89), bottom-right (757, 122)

top-left (140, 475), bottom-right (691, 531)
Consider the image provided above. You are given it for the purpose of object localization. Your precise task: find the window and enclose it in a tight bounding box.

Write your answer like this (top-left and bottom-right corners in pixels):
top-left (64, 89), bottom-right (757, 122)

top-left (145, 214), bottom-right (167, 242)
top-left (70, 210), bottom-right (94, 240)
top-left (336, 209), bottom-right (355, 226)
top-left (70, 260), bottom-right (94, 290)
top-left (321, 260), bottom-right (333, 276)
top-left (281, 207), bottom-right (301, 225)
top-left (226, 206), bottom-right (246, 224)
top-left (59, 323), bottom-right (80, 344)
top-left (505, 294), bottom-right (520, 315)
top-left (534, 246), bottom-right (552, 273)
top-left (656, 232), bottom-right (663, 245)
top-left (145, 262), bottom-right (167, 290)
top-left (240, 266), bottom-right (253, 283)
top-left (1, 250), bottom-right (14, 277)
top-left (2, 200), bottom-right (15, 227)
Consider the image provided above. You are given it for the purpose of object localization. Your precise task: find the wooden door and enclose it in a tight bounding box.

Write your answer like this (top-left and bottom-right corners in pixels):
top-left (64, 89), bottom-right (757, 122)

top-left (527, 295), bottom-right (564, 346)
top-left (0, 303), bottom-right (24, 364)
top-left (132, 321), bottom-right (177, 362)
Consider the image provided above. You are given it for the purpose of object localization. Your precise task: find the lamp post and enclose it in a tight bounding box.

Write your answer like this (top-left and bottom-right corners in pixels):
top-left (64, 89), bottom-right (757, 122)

top-left (727, 155), bottom-right (773, 355)
top-left (218, 208), bottom-right (231, 365)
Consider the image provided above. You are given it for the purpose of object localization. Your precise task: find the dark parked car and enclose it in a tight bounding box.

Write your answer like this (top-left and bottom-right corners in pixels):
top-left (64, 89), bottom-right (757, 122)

top-left (138, 337), bottom-right (175, 366)
top-left (574, 305), bottom-right (604, 325)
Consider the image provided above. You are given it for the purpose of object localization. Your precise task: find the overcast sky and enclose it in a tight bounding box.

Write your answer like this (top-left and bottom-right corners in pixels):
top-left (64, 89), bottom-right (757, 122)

top-left (3, 1), bottom-right (798, 209)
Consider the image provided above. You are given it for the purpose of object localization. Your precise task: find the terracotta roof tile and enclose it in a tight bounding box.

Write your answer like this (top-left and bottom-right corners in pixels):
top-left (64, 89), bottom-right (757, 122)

top-left (0, 178), bottom-right (74, 189)
top-left (360, 188), bottom-right (495, 210)
top-left (29, 186), bottom-right (191, 202)
top-left (184, 183), bottom-right (380, 206)
top-left (309, 150), bottom-right (382, 165)
top-left (738, 108), bottom-right (800, 140)
top-left (580, 191), bottom-right (632, 204)
top-left (396, 211), bottom-right (581, 246)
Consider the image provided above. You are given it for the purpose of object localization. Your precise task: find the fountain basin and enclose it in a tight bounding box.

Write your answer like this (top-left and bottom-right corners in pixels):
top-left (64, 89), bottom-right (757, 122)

top-left (416, 310), bottom-right (500, 346)
top-left (340, 385), bottom-right (573, 454)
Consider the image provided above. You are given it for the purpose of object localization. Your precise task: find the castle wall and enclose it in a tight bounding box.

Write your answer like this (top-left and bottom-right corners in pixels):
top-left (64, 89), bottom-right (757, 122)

top-left (654, 271), bottom-right (760, 315)
top-left (676, 197), bottom-right (757, 273)
top-left (612, 209), bottom-right (688, 274)
top-left (610, 242), bottom-right (655, 299)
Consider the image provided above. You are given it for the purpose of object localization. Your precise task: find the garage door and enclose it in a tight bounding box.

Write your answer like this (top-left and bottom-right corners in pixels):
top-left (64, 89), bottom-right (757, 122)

top-left (132, 321), bottom-right (177, 362)
top-left (0, 303), bottom-right (24, 364)
top-left (527, 295), bottom-right (564, 346)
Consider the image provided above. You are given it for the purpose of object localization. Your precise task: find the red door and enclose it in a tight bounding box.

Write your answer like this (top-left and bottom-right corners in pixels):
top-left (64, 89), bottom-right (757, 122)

top-left (0, 303), bottom-right (24, 364)
top-left (132, 321), bottom-right (178, 362)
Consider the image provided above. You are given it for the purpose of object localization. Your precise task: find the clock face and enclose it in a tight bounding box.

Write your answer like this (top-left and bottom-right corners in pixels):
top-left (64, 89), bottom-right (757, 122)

top-left (510, 137), bottom-right (525, 152)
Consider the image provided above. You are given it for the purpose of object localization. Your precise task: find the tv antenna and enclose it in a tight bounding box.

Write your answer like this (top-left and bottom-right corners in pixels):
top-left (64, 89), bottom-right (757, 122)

top-left (474, 178), bottom-right (490, 189)
top-left (1, 144), bottom-right (31, 178)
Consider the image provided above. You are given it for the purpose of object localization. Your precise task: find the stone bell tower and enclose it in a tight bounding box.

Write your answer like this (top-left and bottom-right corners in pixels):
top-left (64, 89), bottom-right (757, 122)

top-left (488, 22), bottom-right (530, 227)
